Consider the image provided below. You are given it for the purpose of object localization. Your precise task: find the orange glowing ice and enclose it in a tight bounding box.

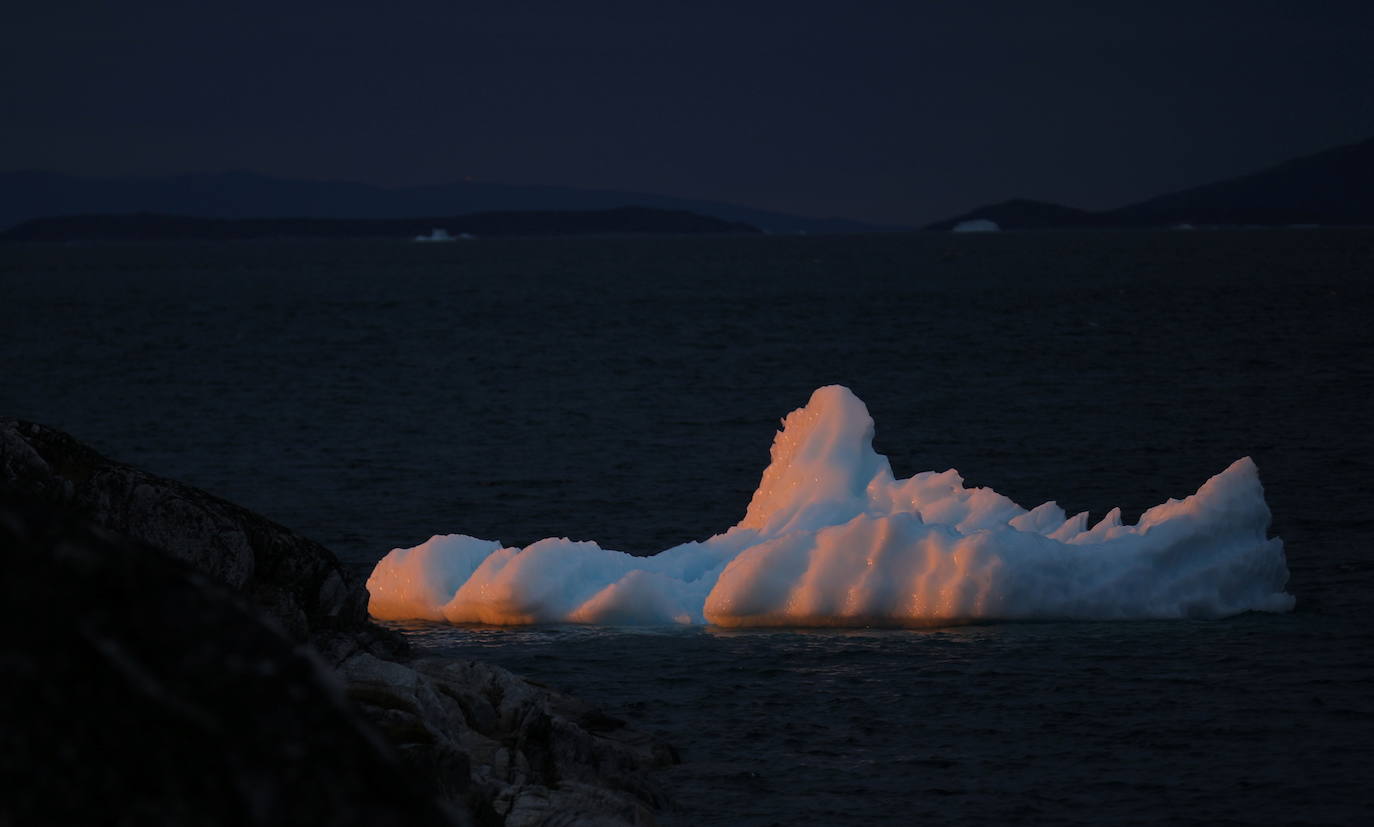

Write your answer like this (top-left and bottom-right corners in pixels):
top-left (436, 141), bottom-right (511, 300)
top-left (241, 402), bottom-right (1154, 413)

top-left (368, 386), bottom-right (1293, 626)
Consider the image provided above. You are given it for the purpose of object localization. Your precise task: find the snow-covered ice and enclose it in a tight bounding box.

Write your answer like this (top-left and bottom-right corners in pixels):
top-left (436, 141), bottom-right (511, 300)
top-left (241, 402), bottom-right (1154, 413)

top-left (367, 386), bottom-right (1293, 626)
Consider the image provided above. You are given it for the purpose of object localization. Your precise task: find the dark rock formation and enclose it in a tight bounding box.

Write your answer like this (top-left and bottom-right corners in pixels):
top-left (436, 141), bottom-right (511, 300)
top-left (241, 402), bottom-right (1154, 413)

top-left (1, 419), bottom-right (676, 826)
top-left (342, 654), bottom-right (676, 826)
top-left (0, 498), bottom-right (458, 827)
top-left (0, 418), bottom-right (383, 652)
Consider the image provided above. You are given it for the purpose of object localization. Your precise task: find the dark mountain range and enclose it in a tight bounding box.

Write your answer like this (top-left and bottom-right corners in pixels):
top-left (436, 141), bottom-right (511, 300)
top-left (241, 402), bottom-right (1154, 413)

top-left (0, 207), bottom-right (759, 242)
top-left (1105, 135), bottom-right (1374, 227)
top-left (0, 170), bottom-right (899, 235)
top-left (926, 136), bottom-right (1374, 230)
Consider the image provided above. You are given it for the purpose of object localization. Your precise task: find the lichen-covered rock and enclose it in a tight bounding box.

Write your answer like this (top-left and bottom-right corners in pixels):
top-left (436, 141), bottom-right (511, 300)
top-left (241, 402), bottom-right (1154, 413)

top-left (0, 498), bottom-right (458, 827)
top-left (0, 418), bottom-right (387, 649)
top-left (340, 653), bottom-right (676, 825)
top-left (1, 419), bottom-right (677, 826)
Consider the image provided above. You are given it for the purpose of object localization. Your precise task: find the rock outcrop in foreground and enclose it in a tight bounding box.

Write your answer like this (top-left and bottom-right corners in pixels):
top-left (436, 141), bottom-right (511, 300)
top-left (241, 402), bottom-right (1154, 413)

top-left (0, 419), bottom-right (675, 826)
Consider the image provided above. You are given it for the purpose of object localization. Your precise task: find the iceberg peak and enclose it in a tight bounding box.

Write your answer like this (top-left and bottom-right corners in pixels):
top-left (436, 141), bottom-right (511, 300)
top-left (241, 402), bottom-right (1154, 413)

top-left (739, 385), bottom-right (893, 538)
top-left (368, 387), bottom-right (1294, 626)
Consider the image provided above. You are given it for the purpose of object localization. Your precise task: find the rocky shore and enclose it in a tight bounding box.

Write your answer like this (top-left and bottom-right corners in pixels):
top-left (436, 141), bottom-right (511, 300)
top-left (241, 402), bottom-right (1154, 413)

top-left (0, 419), bottom-right (676, 826)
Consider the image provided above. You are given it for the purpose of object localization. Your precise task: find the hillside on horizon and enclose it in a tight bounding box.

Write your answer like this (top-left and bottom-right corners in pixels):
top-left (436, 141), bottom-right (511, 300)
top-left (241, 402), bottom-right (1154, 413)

top-left (0, 208), bottom-right (759, 243)
top-left (927, 135), bottom-right (1374, 230)
top-left (0, 170), bottom-right (897, 236)
top-left (8, 135), bottom-right (1372, 237)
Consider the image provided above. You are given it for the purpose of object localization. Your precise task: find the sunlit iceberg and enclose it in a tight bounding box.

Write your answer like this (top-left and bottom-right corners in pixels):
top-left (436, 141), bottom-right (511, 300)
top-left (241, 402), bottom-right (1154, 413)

top-left (368, 386), bottom-right (1293, 626)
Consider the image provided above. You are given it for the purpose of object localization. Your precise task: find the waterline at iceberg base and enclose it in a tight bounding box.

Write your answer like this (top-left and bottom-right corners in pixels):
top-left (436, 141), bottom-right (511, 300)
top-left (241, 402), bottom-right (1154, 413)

top-left (368, 386), bottom-right (1294, 626)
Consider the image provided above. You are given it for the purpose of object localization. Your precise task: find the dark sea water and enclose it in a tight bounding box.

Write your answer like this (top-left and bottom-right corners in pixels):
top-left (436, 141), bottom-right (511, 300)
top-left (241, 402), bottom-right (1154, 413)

top-left (3, 230), bottom-right (1372, 824)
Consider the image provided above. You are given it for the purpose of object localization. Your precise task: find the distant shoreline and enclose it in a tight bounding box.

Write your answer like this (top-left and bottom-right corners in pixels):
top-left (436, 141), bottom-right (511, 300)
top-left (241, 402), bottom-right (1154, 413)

top-left (0, 206), bottom-right (761, 243)
top-left (925, 136), bottom-right (1374, 231)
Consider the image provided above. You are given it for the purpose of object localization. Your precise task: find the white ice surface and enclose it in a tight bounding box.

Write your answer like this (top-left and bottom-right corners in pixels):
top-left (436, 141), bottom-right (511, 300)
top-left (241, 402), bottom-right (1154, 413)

top-left (367, 386), bottom-right (1294, 626)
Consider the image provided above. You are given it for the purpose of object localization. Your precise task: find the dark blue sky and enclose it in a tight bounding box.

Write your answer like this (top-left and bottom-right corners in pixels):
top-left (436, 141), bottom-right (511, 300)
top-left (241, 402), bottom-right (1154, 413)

top-left (4, 1), bottom-right (1372, 224)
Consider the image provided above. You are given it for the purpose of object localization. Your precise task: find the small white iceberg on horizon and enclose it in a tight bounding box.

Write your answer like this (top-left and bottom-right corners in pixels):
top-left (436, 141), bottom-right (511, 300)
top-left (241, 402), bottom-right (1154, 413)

top-left (368, 386), bottom-right (1294, 627)
top-left (414, 228), bottom-right (472, 242)
top-left (414, 228), bottom-right (454, 242)
top-left (951, 218), bottom-right (1000, 232)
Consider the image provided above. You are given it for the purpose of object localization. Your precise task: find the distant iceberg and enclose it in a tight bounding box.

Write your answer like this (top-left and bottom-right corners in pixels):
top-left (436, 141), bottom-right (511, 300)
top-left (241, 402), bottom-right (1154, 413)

top-left (368, 386), bottom-right (1294, 626)
top-left (951, 218), bottom-right (1000, 232)
top-left (414, 228), bottom-right (470, 242)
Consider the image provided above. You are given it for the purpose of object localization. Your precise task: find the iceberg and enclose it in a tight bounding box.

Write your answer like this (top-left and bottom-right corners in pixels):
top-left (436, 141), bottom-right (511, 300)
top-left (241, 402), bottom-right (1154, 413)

top-left (951, 218), bottom-right (999, 232)
top-left (368, 386), bottom-right (1294, 626)
top-left (414, 228), bottom-right (456, 242)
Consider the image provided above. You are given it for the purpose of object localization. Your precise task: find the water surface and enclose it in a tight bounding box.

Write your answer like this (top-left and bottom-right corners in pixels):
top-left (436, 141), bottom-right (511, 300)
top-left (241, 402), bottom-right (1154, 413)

top-left (3, 230), bottom-right (1371, 822)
